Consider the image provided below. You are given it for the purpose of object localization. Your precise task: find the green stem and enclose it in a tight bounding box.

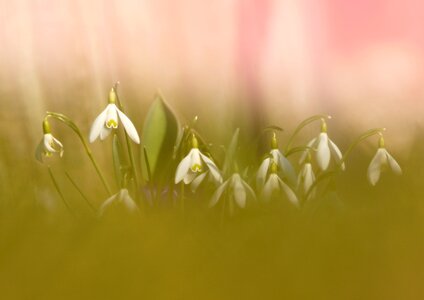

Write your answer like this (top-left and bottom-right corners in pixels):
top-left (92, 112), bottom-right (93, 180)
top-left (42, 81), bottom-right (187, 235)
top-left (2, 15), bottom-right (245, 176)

top-left (64, 171), bottom-right (96, 212)
top-left (285, 114), bottom-right (331, 153)
top-left (47, 166), bottom-right (75, 216)
top-left (114, 86), bottom-right (141, 197)
top-left (340, 128), bottom-right (386, 165)
top-left (45, 112), bottom-right (112, 195)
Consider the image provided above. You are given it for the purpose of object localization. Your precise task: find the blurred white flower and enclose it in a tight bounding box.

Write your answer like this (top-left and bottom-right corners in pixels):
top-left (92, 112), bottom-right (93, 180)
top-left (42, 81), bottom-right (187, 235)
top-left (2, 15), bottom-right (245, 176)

top-left (175, 136), bottom-right (222, 185)
top-left (36, 120), bottom-right (64, 162)
top-left (89, 88), bottom-right (140, 144)
top-left (367, 137), bottom-right (402, 186)
top-left (209, 173), bottom-right (256, 209)
top-left (300, 121), bottom-right (344, 171)
top-left (261, 161), bottom-right (298, 206)
top-left (297, 162), bottom-right (315, 194)
top-left (257, 133), bottom-right (296, 187)
top-left (98, 189), bottom-right (138, 216)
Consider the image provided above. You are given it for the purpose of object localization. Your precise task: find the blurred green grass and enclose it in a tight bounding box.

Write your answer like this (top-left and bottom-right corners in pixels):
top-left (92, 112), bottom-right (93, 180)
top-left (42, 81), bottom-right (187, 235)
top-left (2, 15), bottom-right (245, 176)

top-left (1, 104), bottom-right (424, 300)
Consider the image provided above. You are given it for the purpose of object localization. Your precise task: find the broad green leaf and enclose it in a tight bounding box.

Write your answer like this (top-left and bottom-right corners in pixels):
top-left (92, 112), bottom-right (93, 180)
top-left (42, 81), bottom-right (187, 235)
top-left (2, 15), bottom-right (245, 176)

top-left (141, 93), bottom-right (180, 183)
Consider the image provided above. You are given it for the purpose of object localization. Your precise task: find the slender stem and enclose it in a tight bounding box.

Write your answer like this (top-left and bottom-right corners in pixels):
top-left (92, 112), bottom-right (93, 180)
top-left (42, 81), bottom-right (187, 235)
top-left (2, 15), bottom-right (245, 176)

top-left (64, 171), bottom-right (96, 212)
top-left (285, 114), bottom-right (331, 153)
top-left (45, 112), bottom-right (112, 195)
top-left (47, 166), bottom-right (75, 216)
top-left (113, 87), bottom-right (141, 197)
top-left (340, 128), bottom-right (386, 165)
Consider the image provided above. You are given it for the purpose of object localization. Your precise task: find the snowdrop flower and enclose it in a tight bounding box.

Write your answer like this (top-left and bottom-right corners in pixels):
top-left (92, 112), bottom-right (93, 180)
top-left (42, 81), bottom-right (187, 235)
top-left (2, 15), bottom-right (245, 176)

top-left (35, 119), bottom-right (64, 162)
top-left (257, 132), bottom-right (296, 187)
top-left (89, 87), bottom-right (140, 144)
top-left (209, 173), bottom-right (256, 209)
top-left (98, 189), bottom-right (139, 216)
top-left (297, 151), bottom-right (316, 198)
top-left (367, 136), bottom-right (402, 186)
top-left (262, 161), bottom-right (299, 206)
top-left (175, 135), bottom-right (222, 185)
top-left (300, 119), bottom-right (344, 171)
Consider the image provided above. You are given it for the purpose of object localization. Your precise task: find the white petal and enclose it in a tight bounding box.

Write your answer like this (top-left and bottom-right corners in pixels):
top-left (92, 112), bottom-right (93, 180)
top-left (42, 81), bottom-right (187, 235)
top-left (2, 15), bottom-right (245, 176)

top-left (199, 153), bottom-right (222, 183)
top-left (100, 126), bottom-right (112, 140)
top-left (98, 189), bottom-right (138, 216)
top-left (89, 106), bottom-right (109, 143)
top-left (190, 149), bottom-right (203, 172)
top-left (183, 170), bottom-right (198, 184)
top-left (272, 149), bottom-right (296, 184)
top-left (316, 133), bottom-right (331, 171)
top-left (241, 180), bottom-right (257, 202)
top-left (299, 138), bottom-right (317, 164)
top-left (303, 163), bottom-right (315, 193)
top-left (256, 158), bottom-right (270, 188)
top-left (116, 107), bottom-right (140, 144)
top-left (190, 171), bottom-right (208, 192)
top-left (43, 134), bottom-right (56, 153)
top-left (385, 150), bottom-right (402, 175)
top-left (329, 139), bottom-right (345, 170)
top-left (175, 152), bottom-right (192, 184)
top-left (367, 148), bottom-right (385, 185)
top-left (120, 189), bottom-right (139, 212)
top-left (106, 104), bottom-right (119, 128)
top-left (278, 177), bottom-right (299, 207)
top-left (262, 174), bottom-right (278, 200)
top-left (233, 176), bottom-right (246, 208)
top-left (209, 180), bottom-right (229, 207)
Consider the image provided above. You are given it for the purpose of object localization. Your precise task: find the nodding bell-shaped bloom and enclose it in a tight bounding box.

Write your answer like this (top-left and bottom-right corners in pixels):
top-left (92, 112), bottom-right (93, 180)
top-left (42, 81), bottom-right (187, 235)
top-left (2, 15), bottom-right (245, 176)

top-left (209, 173), bottom-right (256, 209)
top-left (98, 189), bottom-right (139, 216)
top-left (89, 87), bottom-right (140, 144)
top-left (367, 136), bottom-right (402, 186)
top-left (257, 132), bottom-right (296, 187)
top-left (175, 135), bottom-right (222, 185)
top-left (300, 120), bottom-right (344, 171)
top-left (35, 119), bottom-right (64, 162)
top-left (261, 162), bottom-right (299, 206)
top-left (297, 151), bottom-right (316, 198)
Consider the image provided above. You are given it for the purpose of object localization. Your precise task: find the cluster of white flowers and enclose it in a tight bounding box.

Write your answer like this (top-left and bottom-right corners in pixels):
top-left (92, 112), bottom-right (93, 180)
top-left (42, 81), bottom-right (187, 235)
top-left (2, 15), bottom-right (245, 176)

top-left (36, 85), bottom-right (402, 214)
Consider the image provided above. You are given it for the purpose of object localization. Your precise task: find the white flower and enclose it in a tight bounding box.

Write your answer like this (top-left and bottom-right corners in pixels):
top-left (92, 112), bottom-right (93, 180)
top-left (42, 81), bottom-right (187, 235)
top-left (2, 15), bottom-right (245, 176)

top-left (257, 149), bottom-right (296, 187)
top-left (300, 132), bottom-right (344, 171)
top-left (89, 88), bottom-right (140, 143)
top-left (297, 162), bottom-right (316, 196)
top-left (175, 148), bottom-right (222, 185)
top-left (98, 189), bottom-right (139, 216)
top-left (209, 173), bottom-right (256, 209)
top-left (36, 120), bottom-right (64, 162)
top-left (261, 163), bottom-right (299, 206)
top-left (367, 144), bottom-right (402, 186)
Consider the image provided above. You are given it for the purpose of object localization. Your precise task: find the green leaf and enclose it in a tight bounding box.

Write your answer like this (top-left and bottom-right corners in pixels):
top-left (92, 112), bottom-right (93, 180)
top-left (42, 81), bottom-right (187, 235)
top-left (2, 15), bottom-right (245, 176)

top-left (222, 128), bottom-right (240, 176)
top-left (141, 93), bottom-right (180, 183)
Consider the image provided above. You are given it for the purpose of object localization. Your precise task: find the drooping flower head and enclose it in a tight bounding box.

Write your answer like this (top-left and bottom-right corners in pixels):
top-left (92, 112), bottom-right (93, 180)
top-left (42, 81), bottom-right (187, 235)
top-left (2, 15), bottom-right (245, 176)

top-left (300, 118), bottom-right (344, 171)
top-left (35, 119), bottom-right (64, 162)
top-left (89, 87), bottom-right (140, 144)
top-left (209, 173), bottom-right (256, 209)
top-left (297, 150), bottom-right (316, 199)
top-left (175, 134), bottom-right (222, 186)
top-left (98, 189), bottom-right (139, 216)
top-left (257, 132), bottom-right (296, 188)
top-left (367, 135), bottom-right (402, 186)
top-left (261, 161), bottom-right (299, 206)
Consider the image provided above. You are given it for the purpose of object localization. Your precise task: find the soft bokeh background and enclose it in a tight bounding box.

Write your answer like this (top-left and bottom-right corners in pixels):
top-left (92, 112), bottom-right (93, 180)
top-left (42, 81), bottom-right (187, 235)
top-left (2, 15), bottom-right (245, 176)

top-left (1, 1), bottom-right (424, 299)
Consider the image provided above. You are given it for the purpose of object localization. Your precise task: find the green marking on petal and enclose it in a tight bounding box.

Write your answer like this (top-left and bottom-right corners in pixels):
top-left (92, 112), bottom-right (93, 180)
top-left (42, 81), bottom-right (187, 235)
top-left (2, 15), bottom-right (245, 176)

top-left (106, 119), bottom-right (118, 128)
top-left (191, 164), bottom-right (202, 172)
